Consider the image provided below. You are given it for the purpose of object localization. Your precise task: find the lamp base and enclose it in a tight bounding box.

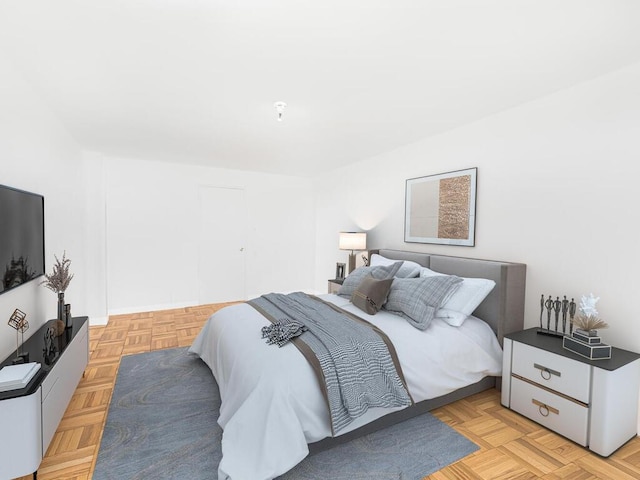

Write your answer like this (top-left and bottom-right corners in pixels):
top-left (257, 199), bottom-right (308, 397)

top-left (348, 253), bottom-right (357, 274)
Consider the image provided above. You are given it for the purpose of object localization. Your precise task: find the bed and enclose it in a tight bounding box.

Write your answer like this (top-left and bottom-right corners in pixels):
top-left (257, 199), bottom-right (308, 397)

top-left (189, 248), bottom-right (526, 480)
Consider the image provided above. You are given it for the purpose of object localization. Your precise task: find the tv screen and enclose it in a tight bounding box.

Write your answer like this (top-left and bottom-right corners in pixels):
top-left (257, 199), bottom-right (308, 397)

top-left (0, 184), bottom-right (45, 295)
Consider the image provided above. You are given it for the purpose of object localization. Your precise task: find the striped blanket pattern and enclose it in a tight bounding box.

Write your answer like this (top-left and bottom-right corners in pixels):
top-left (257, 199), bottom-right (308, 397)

top-left (248, 292), bottom-right (412, 434)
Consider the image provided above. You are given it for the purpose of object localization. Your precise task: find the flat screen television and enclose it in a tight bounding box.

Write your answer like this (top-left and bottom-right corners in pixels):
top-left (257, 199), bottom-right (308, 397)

top-left (0, 184), bottom-right (45, 295)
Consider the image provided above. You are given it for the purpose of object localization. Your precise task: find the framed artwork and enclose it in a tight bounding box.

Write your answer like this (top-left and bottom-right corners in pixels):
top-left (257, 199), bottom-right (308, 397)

top-left (335, 262), bottom-right (346, 280)
top-left (404, 167), bottom-right (477, 246)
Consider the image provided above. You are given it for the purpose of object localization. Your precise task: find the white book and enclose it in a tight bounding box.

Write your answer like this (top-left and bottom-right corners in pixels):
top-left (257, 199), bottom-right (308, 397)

top-left (0, 362), bottom-right (41, 391)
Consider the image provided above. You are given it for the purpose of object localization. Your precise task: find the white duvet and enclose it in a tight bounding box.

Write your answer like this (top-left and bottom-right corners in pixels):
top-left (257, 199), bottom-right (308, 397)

top-left (188, 293), bottom-right (503, 480)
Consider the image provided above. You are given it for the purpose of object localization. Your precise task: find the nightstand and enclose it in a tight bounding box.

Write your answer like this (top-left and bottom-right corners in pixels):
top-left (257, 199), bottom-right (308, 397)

top-left (501, 328), bottom-right (640, 456)
top-left (328, 278), bottom-right (344, 294)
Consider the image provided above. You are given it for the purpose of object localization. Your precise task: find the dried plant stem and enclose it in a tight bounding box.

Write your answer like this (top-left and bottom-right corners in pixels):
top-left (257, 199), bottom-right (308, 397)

top-left (40, 251), bottom-right (74, 293)
top-left (571, 314), bottom-right (609, 331)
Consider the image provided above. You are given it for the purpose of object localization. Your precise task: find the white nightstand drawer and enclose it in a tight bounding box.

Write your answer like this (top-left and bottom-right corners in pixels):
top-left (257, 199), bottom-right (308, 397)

top-left (512, 341), bottom-right (591, 403)
top-left (510, 376), bottom-right (589, 446)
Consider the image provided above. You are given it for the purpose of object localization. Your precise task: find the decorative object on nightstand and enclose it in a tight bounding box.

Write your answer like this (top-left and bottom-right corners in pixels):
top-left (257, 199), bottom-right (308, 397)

top-left (335, 262), bottom-right (346, 280)
top-left (568, 298), bottom-right (577, 334)
top-left (7, 308), bottom-right (29, 364)
top-left (537, 294), bottom-right (572, 337)
top-left (339, 231), bottom-right (367, 273)
top-left (40, 251), bottom-right (74, 328)
top-left (328, 278), bottom-right (344, 294)
top-left (563, 293), bottom-right (611, 360)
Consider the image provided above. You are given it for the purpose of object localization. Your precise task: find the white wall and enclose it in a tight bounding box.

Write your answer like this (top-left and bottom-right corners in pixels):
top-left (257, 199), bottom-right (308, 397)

top-left (0, 39), bottom-right (317, 351)
top-left (315, 61), bottom-right (640, 355)
top-left (0, 52), bottom-right (88, 361)
top-left (0, 43), bottom-right (317, 339)
top-left (84, 154), bottom-right (316, 318)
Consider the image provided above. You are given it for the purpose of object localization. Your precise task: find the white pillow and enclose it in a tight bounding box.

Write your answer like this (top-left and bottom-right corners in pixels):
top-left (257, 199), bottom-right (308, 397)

top-left (435, 309), bottom-right (469, 327)
top-left (419, 267), bottom-right (496, 325)
top-left (369, 254), bottom-right (421, 278)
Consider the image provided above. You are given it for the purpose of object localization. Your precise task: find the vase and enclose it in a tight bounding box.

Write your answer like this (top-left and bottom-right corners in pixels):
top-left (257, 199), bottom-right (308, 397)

top-left (64, 303), bottom-right (73, 329)
top-left (57, 292), bottom-right (65, 323)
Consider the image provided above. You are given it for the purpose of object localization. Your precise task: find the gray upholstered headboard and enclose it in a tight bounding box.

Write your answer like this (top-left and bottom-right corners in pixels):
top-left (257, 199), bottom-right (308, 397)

top-left (370, 249), bottom-right (526, 345)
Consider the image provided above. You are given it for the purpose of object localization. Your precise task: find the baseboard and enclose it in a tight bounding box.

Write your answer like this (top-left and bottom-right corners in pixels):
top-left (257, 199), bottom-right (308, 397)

top-left (104, 293), bottom-right (324, 320)
top-left (89, 316), bottom-right (109, 326)
top-left (247, 289), bottom-right (324, 299)
top-left (107, 300), bottom-right (200, 317)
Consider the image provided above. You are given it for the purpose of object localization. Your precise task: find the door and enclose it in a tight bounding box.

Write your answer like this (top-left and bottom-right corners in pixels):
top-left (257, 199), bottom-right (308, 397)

top-left (198, 186), bottom-right (247, 304)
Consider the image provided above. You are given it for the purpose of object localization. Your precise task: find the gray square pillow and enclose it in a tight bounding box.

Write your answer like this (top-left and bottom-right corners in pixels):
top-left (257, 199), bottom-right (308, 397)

top-left (337, 262), bottom-right (402, 298)
top-left (369, 254), bottom-right (422, 278)
top-left (384, 275), bottom-right (463, 330)
top-left (351, 275), bottom-right (394, 315)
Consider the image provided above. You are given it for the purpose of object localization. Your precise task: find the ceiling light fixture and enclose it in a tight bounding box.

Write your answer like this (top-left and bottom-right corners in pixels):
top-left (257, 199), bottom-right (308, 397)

top-left (273, 101), bottom-right (287, 122)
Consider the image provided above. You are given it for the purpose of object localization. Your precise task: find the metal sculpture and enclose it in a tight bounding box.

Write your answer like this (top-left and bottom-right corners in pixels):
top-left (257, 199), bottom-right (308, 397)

top-left (7, 308), bottom-right (29, 363)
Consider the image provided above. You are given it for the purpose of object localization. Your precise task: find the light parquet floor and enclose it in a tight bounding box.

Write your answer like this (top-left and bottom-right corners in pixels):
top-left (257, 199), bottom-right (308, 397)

top-left (14, 303), bottom-right (640, 480)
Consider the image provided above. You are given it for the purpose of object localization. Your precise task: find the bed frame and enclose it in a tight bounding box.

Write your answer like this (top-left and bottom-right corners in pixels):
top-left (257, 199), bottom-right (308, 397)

top-left (309, 248), bottom-right (526, 453)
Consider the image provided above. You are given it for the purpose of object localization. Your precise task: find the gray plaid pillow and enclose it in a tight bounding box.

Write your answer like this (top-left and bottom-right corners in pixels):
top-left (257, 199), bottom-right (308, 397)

top-left (384, 275), bottom-right (463, 330)
top-left (337, 262), bottom-right (402, 298)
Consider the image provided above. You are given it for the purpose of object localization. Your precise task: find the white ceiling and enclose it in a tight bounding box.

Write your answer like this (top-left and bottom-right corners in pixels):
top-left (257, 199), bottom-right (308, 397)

top-left (1, 1), bottom-right (639, 176)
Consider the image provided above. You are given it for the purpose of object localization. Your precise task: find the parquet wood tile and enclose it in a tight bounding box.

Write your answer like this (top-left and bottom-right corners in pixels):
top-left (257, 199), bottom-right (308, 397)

top-left (434, 397), bottom-right (485, 424)
top-left (427, 461), bottom-right (484, 479)
top-left (485, 402), bottom-right (542, 435)
top-left (12, 301), bottom-right (640, 480)
top-left (90, 343), bottom-right (124, 361)
top-left (126, 318), bottom-right (153, 331)
top-left (150, 334), bottom-right (179, 350)
top-left (97, 328), bottom-right (127, 343)
top-left (122, 331), bottom-right (152, 355)
top-left (459, 447), bottom-right (539, 479)
top-left (498, 438), bottom-right (567, 476)
top-left (456, 413), bottom-right (527, 448)
top-left (573, 454), bottom-right (640, 480)
top-left (539, 463), bottom-right (600, 480)
top-left (527, 430), bottom-right (590, 464)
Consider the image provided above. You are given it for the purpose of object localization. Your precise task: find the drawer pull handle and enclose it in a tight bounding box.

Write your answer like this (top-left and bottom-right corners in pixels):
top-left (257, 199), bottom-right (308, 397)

top-left (533, 363), bottom-right (560, 380)
top-left (532, 398), bottom-right (559, 417)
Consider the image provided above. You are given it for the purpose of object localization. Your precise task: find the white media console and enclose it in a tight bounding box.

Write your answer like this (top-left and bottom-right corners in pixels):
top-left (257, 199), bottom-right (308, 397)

top-left (0, 316), bottom-right (89, 479)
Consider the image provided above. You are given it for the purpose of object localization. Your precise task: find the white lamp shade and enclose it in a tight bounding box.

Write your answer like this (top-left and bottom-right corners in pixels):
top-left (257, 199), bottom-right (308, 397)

top-left (339, 232), bottom-right (367, 251)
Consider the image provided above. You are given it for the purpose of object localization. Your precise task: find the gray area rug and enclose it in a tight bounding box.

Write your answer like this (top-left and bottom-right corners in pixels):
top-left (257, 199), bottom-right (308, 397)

top-left (94, 347), bottom-right (478, 480)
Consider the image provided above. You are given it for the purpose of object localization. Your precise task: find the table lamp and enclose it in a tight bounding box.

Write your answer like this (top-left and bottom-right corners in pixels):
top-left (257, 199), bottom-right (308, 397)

top-left (339, 232), bottom-right (367, 274)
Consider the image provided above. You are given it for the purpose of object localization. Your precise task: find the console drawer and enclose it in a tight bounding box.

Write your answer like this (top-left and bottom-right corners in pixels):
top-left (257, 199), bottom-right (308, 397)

top-left (511, 376), bottom-right (588, 446)
top-left (41, 321), bottom-right (88, 453)
top-left (512, 341), bottom-right (591, 403)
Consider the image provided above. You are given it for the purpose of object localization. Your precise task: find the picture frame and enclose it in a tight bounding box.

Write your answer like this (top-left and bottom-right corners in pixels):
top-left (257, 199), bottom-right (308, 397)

top-left (404, 167), bottom-right (477, 246)
top-left (335, 262), bottom-right (346, 280)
